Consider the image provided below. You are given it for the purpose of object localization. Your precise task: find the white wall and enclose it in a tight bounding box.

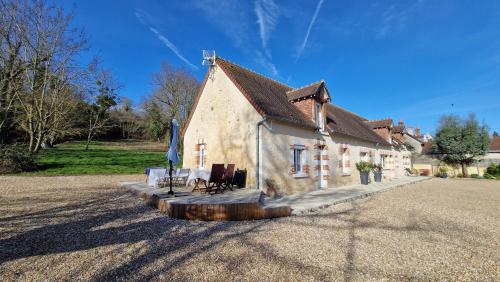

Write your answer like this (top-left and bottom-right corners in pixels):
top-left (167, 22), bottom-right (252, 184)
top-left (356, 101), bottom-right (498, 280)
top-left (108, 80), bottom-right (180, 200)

top-left (183, 65), bottom-right (263, 186)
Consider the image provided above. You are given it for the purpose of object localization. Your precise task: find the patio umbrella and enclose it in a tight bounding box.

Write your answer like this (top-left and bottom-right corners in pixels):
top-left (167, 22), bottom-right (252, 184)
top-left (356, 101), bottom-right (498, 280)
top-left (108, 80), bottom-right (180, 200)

top-left (166, 119), bottom-right (180, 195)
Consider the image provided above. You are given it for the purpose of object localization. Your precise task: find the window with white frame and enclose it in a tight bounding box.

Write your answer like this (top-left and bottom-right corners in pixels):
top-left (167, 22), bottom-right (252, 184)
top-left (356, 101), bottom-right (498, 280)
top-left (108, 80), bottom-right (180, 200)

top-left (293, 148), bottom-right (303, 173)
top-left (315, 102), bottom-right (323, 129)
top-left (380, 154), bottom-right (386, 169)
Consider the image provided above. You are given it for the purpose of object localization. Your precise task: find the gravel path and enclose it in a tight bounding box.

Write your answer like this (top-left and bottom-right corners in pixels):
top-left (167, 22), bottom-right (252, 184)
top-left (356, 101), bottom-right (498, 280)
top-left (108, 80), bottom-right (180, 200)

top-left (0, 176), bottom-right (499, 281)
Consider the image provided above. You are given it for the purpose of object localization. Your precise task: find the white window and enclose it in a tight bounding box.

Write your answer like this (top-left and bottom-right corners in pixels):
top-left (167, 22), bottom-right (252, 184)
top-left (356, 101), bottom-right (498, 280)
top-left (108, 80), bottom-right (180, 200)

top-left (199, 144), bottom-right (206, 169)
top-left (293, 148), bottom-right (303, 173)
top-left (380, 155), bottom-right (386, 169)
top-left (315, 102), bottom-right (323, 129)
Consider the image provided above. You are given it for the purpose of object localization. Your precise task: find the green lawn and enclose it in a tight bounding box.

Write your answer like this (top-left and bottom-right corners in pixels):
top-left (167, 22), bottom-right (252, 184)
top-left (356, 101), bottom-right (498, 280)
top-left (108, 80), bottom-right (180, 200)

top-left (23, 140), bottom-right (169, 175)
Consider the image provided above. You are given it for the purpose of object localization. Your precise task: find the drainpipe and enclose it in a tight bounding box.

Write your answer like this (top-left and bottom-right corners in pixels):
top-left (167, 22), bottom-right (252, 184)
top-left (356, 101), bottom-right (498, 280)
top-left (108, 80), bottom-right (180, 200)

top-left (256, 118), bottom-right (267, 190)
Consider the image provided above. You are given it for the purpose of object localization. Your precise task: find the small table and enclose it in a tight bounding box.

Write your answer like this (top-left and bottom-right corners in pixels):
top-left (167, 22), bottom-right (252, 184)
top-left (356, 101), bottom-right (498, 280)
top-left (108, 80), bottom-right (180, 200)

top-left (187, 169), bottom-right (211, 192)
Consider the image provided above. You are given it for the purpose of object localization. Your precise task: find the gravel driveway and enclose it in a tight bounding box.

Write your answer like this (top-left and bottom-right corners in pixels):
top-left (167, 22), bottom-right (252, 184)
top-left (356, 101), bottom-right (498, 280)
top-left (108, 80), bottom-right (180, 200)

top-left (0, 176), bottom-right (499, 281)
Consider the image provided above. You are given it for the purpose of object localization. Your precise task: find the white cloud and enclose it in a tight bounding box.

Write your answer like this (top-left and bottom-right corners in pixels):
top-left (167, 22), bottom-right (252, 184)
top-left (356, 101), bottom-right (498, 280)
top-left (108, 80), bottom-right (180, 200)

top-left (192, 0), bottom-right (281, 78)
top-left (255, 0), bottom-right (279, 58)
top-left (134, 11), bottom-right (197, 69)
top-left (254, 51), bottom-right (279, 77)
top-left (296, 0), bottom-right (324, 61)
top-left (374, 1), bottom-right (423, 39)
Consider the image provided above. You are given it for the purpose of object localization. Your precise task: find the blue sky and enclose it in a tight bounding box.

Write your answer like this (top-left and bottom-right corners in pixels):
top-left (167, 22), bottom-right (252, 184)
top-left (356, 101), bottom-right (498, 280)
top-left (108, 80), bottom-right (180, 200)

top-left (63, 0), bottom-right (500, 135)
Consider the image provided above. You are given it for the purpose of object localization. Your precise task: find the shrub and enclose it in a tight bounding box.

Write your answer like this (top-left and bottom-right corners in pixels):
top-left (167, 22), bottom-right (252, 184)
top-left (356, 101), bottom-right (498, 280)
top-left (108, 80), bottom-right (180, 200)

top-left (264, 178), bottom-right (280, 198)
top-left (437, 166), bottom-right (448, 177)
top-left (470, 174), bottom-right (479, 178)
top-left (457, 173), bottom-right (463, 178)
top-left (483, 173), bottom-right (496, 180)
top-left (0, 144), bottom-right (37, 174)
top-left (486, 163), bottom-right (500, 177)
top-left (438, 166), bottom-right (448, 173)
top-left (355, 161), bottom-right (372, 173)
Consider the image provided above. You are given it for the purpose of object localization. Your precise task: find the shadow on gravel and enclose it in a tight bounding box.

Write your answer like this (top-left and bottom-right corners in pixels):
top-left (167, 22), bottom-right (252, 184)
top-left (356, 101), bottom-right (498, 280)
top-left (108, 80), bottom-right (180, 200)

top-left (0, 190), bottom-right (485, 281)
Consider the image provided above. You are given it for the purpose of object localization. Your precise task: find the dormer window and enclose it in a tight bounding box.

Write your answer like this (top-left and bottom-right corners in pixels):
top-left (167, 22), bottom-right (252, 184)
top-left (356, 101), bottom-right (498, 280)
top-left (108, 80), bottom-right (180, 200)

top-left (315, 102), bottom-right (324, 130)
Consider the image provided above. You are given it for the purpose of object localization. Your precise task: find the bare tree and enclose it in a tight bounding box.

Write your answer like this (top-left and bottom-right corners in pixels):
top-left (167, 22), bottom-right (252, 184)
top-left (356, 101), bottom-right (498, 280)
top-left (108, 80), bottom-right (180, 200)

top-left (0, 0), bottom-right (25, 143)
top-left (6, 0), bottom-right (86, 153)
top-left (152, 62), bottom-right (199, 133)
top-left (42, 84), bottom-right (84, 147)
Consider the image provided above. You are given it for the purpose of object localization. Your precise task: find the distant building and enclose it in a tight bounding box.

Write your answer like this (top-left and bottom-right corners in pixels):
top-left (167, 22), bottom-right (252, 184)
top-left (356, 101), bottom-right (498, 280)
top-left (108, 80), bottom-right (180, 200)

top-left (414, 135), bottom-right (499, 176)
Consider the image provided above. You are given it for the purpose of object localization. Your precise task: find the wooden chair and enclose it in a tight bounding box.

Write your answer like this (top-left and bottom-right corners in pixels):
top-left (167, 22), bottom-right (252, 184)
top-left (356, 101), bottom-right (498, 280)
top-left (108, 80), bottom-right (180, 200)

top-left (202, 164), bottom-right (225, 194)
top-left (221, 164), bottom-right (235, 191)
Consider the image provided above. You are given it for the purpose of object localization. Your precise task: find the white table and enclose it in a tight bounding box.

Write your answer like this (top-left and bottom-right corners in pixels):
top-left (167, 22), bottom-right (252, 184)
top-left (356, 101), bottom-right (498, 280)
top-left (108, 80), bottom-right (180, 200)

top-left (147, 168), bottom-right (175, 187)
top-left (186, 169), bottom-right (211, 188)
top-left (147, 168), bottom-right (166, 186)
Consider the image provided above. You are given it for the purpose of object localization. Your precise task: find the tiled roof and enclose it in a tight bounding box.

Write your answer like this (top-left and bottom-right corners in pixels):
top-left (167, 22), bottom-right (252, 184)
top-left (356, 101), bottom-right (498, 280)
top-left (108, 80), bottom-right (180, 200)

top-left (491, 136), bottom-right (500, 152)
top-left (286, 81), bottom-right (325, 101)
top-left (392, 125), bottom-right (405, 134)
top-left (187, 57), bottom-right (397, 146)
top-left (365, 118), bottom-right (393, 129)
top-left (216, 58), bottom-right (317, 129)
top-left (326, 104), bottom-right (391, 146)
top-left (392, 134), bottom-right (405, 143)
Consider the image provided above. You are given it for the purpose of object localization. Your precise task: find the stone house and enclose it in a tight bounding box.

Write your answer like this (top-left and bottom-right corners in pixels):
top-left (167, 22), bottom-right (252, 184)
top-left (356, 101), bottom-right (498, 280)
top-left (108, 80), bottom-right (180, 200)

top-left (182, 57), bottom-right (412, 194)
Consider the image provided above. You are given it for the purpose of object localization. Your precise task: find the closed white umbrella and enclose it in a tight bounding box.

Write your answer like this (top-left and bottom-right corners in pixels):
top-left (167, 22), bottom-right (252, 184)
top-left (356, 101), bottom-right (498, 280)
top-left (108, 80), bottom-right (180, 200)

top-left (166, 119), bottom-right (179, 195)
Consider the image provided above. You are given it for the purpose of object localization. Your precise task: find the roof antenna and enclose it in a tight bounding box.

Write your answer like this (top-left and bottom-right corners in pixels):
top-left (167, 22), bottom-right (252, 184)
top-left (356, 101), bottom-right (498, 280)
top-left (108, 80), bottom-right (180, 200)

top-left (202, 50), bottom-right (216, 66)
top-left (202, 50), bottom-right (216, 80)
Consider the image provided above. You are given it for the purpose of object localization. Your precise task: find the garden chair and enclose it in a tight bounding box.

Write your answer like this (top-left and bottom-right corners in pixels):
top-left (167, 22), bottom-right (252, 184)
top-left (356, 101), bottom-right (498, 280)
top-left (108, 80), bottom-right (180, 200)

top-left (157, 168), bottom-right (179, 188)
top-left (221, 164), bottom-right (235, 191)
top-left (174, 168), bottom-right (191, 185)
top-left (202, 164), bottom-right (225, 194)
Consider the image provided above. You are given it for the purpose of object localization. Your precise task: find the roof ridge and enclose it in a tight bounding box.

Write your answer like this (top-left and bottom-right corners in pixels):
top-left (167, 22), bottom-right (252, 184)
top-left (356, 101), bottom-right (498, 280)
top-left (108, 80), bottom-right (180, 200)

top-left (215, 56), bottom-right (292, 89)
top-left (286, 80), bottom-right (324, 93)
top-left (366, 118), bottom-right (393, 123)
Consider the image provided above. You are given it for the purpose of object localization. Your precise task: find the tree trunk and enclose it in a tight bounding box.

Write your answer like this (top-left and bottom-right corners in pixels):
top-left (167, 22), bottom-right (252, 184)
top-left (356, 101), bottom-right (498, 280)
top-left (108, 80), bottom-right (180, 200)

top-left (85, 130), bottom-right (93, 150)
top-left (461, 162), bottom-right (468, 177)
top-left (28, 124), bottom-right (35, 153)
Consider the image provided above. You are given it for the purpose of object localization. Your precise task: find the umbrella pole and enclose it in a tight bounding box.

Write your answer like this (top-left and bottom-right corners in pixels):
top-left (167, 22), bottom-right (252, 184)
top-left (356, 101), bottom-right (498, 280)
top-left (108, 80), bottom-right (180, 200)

top-left (168, 160), bottom-right (174, 195)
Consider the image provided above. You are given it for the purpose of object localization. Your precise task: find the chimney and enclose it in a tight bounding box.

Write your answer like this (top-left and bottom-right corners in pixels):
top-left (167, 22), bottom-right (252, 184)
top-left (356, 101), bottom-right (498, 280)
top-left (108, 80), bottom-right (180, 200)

top-left (416, 128), bottom-right (421, 137)
top-left (398, 119), bottom-right (404, 126)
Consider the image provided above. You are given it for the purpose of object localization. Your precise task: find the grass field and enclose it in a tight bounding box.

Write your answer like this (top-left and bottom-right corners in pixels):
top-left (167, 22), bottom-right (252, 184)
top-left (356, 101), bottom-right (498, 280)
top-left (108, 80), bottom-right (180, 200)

top-left (24, 140), bottom-right (170, 175)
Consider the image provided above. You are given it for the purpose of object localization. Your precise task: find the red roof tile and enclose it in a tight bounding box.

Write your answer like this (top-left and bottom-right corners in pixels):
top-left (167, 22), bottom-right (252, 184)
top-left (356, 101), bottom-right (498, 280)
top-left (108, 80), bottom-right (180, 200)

top-left (286, 81), bottom-right (325, 101)
top-left (326, 104), bottom-right (391, 146)
top-left (364, 118), bottom-right (393, 129)
top-left (216, 58), bottom-right (317, 129)
top-left (392, 125), bottom-right (405, 134)
top-left (490, 136), bottom-right (500, 152)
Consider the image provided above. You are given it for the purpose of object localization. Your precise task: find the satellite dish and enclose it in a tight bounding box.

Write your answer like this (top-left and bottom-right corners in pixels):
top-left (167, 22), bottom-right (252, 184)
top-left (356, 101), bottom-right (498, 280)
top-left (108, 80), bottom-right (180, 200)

top-left (202, 50), bottom-right (216, 66)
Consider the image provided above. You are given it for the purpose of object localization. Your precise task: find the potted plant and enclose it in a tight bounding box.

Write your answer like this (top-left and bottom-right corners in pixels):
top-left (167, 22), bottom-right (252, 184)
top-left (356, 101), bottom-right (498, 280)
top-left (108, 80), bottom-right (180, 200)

top-left (264, 178), bottom-right (280, 198)
top-left (438, 166), bottom-right (448, 178)
top-left (356, 161), bottom-right (372, 185)
top-left (372, 163), bottom-right (383, 182)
